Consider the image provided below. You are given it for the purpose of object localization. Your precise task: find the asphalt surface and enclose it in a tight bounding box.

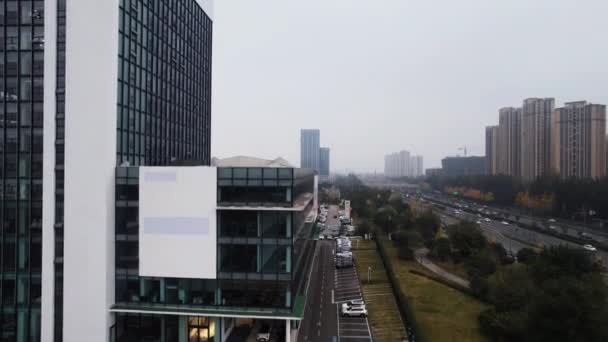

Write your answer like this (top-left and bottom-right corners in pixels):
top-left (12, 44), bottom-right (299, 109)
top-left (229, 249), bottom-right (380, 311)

top-left (298, 205), bottom-right (372, 342)
top-left (434, 204), bottom-right (608, 265)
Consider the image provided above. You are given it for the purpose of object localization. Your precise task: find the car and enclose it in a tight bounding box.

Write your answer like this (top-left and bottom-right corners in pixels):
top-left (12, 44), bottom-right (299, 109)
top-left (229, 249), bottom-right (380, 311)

top-left (484, 218), bottom-right (491, 222)
top-left (583, 244), bottom-right (597, 252)
top-left (501, 221), bottom-right (509, 225)
top-left (347, 299), bottom-right (365, 306)
top-left (548, 218), bottom-right (557, 223)
top-left (476, 220), bottom-right (482, 224)
top-left (318, 235), bottom-right (325, 240)
top-left (256, 324), bottom-right (272, 342)
top-left (341, 306), bottom-right (368, 317)
top-left (342, 302), bottom-right (366, 311)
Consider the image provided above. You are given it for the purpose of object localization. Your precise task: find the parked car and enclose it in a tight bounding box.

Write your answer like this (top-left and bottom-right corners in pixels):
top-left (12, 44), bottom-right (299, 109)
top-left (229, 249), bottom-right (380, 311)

top-left (484, 218), bottom-right (491, 222)
top-left (341, 306), bottom-right (368, 317)
top-left (548, 218), bottom-right (557, 223)
top-left (256, 324), bottom-right (272, 342)
top-left (501, 221), bottom-right (509, 225)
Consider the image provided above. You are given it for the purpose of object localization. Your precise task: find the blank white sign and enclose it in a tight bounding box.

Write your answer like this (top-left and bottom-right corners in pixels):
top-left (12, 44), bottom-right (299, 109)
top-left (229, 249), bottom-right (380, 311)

top-left (139, 166), bottom-right (217, 279)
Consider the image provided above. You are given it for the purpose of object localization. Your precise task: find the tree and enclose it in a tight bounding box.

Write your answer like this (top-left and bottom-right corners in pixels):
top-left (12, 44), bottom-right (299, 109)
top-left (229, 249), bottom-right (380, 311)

top-left (374, 206), bottom-right (398, 233)
top-left (398, 246), bottom-right (415, 260)
top-left (414, 210), bottom-right (440, 241)
top-left (357, 221), bottom-right (372, 236)
top-left (434, 237), bottom-right (451, 261)
top-left (447, 222), bottom-right (487, 257)
top-left (516, 248), bottom-right (538, 265)
top-left (465, 249), bottom-right (497, 278)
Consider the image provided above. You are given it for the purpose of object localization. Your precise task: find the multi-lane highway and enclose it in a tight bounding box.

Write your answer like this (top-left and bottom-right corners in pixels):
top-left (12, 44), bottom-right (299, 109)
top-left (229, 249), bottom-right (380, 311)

top-left (429, 200), bottom-right (608, 265)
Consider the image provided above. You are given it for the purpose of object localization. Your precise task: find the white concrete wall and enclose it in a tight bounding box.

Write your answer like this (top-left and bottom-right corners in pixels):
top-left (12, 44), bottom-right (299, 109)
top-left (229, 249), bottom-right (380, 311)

top-left (41, 0), bottom-right (57, 340)
top-left (63, 0), bottom-right (119, 341)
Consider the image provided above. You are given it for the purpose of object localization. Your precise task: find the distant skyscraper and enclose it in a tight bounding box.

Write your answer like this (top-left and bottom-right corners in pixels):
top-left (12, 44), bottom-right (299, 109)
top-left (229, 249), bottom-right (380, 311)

top-left (300, 129), bottom-right (320, 171)
top-left (400, 150), bottom-right (411, 176)
top-left (411, 155), bottom-right (424, 176)
top-left (384, 151), bottom-right (423, 177)
top-left (485, 126), bottom-right (499, 175)
top-left (551, 101), bottom-right (606, 179)
top-left (320, 147), bottom-right (331, 178)
top-left (498, 107), bottom-right (522, 176)
top-left (521, 98), bottom-right (555, 181)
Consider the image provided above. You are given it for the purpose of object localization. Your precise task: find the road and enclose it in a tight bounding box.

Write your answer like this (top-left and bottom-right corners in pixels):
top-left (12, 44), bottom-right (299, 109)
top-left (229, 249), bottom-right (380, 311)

top-left (298, 206), bottom-right (340, 342)
top-left (298, 205), bottom-right (372, 341)
top-left (433, 203), bottom-right (608, 265)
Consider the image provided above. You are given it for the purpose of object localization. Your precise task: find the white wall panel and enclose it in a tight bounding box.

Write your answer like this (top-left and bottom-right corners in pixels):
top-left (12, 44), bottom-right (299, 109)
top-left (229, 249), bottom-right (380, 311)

top-left (139, 166), bottom-right (217, 279)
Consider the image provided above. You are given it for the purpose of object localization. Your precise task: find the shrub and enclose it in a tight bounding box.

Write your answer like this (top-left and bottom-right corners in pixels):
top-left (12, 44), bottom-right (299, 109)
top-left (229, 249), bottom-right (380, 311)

top-left (398, 246), bottom-right (415, 260)
top-left (434, 237), bottom-right (451, 261)
top-left (516, 247), bottom-right (538, 265)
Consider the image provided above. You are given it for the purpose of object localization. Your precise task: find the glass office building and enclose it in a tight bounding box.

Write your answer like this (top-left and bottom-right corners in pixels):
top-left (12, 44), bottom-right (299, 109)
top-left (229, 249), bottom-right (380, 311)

top-left (0, 1), bottom-right (45, 341)
top-left (1, 0), bottom-right (213, 341)
top-left (113, 159), bottom-right (316, 342)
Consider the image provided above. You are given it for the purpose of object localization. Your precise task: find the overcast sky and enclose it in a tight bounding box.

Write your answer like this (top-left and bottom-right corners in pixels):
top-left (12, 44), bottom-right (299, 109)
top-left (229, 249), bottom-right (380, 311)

top-left (211, 0), bottom-right (608, 172)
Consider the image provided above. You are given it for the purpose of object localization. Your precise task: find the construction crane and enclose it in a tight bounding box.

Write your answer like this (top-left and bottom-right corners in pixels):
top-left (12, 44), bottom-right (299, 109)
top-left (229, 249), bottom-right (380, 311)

top-left (458, 146), bottom-right (467, 156)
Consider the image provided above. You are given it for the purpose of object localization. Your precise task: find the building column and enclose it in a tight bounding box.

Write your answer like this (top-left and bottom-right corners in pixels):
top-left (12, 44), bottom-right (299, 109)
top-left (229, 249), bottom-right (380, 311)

top-left (285, 319), bottom-right (291, 342)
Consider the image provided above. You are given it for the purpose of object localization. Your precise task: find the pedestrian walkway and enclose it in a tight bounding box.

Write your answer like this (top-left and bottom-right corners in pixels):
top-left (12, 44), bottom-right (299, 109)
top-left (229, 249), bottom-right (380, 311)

top-left (414, 248), bottom-right (470, 288)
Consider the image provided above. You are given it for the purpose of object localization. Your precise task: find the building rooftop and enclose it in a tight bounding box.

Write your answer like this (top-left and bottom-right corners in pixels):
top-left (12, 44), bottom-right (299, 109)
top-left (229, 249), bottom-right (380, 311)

top-left (211, 156), bottom-right (293, 168)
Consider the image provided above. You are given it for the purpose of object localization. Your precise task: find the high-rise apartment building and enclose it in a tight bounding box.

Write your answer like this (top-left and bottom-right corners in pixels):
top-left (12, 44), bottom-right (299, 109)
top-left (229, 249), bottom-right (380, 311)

top-left (485, 126), bottom-right (499, 175)
top-left (0, 0), bottom-right (214, 341)
top-left (521, 98), bottom-right (555, 181)
top-left (498, 107), bottom-right (522, 177)
top-left (384, 151), bottom-right (423, 177)
top-left (399, 150), bottom-right (411, 177)
top-left (319, 147), bottom-right (330, 179)
top-left (300, 129), bottom-right (320, 172)
top-left (551, 101), bottom-right (606, 179)
top-left (410, 155), bottom-right (423, 177)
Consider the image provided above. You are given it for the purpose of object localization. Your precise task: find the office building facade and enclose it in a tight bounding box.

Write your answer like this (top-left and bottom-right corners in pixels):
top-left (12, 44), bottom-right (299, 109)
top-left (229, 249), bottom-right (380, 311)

top-left (521, 98), bottom-right (555, 181)
top-left (441, 156), bottom-right (486, 177)
top-left (319, 147), bottom-right (330, 179)
top-left (551, 101), bottom-right (606, 179)
top-left (485, 126), bottom-right (498, 175)
top-left (0, 0), bottom-right (214, 341)
top-left (498, 107), bottom-right (521, 177)
top-left (113, 157), bottom-right (316, 342)
top-left (300, 129), bottom-right (320, 172)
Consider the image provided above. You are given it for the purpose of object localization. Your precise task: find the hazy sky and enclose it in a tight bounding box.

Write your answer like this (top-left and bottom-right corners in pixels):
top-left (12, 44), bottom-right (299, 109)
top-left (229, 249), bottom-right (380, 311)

top-left (212, 0), bottom-right (608, 172)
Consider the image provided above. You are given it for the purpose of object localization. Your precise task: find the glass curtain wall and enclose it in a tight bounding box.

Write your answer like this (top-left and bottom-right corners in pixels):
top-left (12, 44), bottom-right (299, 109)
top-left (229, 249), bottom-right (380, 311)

top-left (0, 1), bottom-right (45, 341)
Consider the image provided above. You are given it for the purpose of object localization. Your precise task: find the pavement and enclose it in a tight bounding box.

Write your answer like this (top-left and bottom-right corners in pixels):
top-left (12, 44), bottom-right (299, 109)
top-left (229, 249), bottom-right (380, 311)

top-left (414, 248), bottom-right (470, 288)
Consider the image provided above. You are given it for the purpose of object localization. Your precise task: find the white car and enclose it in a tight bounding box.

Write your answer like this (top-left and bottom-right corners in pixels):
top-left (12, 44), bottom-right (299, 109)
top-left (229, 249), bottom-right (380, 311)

top-left (583, 244), bottom-right (597, 252)
top-left (548, 218), bottom-right (557, 223)
top-left (256, 324), bottom-right (272, 342)
top-left (342, 306), bottom-right (368, 317)
top-left (476, 220), bottom-right (482, 224)
top-left (484, 218), bottom-right (491, 222)
top-left (347, 299), bottom-right (365, 306)
top-left (501, 221), bottom-right (509, 225)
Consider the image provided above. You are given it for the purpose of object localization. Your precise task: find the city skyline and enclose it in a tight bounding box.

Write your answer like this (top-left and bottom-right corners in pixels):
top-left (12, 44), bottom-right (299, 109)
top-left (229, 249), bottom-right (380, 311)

top-left (212, 0), bottom-right (608, 171)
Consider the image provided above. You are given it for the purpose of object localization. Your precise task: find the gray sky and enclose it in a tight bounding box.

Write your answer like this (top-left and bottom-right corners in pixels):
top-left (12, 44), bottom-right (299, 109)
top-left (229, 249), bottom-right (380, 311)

top-left (212, 0), bottom-right (608, 172)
